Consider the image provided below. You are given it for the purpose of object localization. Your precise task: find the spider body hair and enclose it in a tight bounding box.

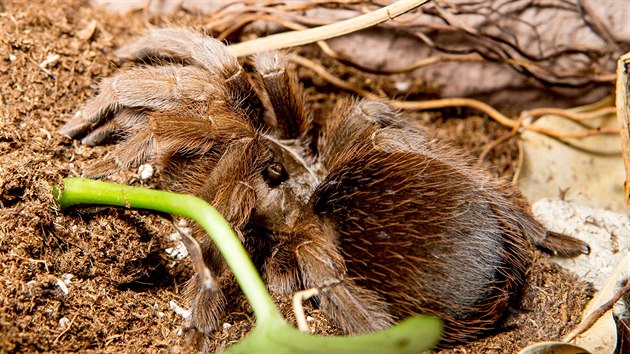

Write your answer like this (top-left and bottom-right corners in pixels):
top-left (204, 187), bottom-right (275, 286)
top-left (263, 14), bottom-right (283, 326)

top-left (61, 27), bottom-right (589, 351)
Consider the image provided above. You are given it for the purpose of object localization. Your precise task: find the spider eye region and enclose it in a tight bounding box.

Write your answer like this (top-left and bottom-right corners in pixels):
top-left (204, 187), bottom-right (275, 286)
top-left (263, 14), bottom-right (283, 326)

top-left (263, 161), bottom-right (288, 186)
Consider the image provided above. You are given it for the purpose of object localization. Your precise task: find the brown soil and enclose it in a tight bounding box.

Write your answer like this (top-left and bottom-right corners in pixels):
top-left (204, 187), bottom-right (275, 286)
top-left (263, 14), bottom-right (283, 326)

top-left (0, 1), bottom-right (593, 353)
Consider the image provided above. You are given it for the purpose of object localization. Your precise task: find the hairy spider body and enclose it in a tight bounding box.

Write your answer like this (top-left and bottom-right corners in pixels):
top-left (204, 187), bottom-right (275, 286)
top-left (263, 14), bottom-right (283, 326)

top-left (61, 28), bottom-right (588, 350)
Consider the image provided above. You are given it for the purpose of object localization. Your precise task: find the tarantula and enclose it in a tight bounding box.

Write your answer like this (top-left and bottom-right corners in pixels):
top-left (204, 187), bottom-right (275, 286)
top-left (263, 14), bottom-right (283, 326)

top-left (60, 27), bottom-right (589, 350)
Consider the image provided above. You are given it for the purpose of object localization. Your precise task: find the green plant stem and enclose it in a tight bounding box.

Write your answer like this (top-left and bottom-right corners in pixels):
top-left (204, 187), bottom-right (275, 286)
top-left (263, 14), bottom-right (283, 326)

top-left (54, 177), bottom-right (442, 353)
top-left (54, 177), bottom-right (283, 327)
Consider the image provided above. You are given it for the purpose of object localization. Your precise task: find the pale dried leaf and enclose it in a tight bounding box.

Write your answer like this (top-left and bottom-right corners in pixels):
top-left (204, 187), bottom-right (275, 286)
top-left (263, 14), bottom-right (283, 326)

top-left (565, 254), bottom-right (630, 353)
top-left (517, 102), bottom-right (624, 212)
top-left (517, 341), bottom-right (591, 354)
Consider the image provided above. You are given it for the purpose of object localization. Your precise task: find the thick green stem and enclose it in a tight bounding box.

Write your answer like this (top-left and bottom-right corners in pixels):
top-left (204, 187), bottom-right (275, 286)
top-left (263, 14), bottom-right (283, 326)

top-left (54, 177), bottom-right (283, 326)
top-left (54, 177), bottom-right (442, 354)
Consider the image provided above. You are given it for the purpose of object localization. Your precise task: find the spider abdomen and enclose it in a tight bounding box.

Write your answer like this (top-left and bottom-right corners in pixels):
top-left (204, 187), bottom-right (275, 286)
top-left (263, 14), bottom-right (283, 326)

top-left (311, 143), bottom-right (536, 344)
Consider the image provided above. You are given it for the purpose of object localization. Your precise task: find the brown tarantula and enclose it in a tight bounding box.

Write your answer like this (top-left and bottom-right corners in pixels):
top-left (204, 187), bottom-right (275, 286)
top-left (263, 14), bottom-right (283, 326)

top-left (61, 27), bottom-right (589, 349)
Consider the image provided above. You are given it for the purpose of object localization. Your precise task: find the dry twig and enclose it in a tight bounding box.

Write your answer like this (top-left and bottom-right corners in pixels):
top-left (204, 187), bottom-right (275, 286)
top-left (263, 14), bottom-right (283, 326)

top-left (289, 55), bottom-right (619, 141)
top-left (292, 288), bottom-right (320, 332)
top-left (564, 278), bottom-right (630, 342)
top-left (520, 107), bottom-right (617, 122)
top-left (213, 0), bottom-right (622, 88)
top-left (26, 55), bottom-right (55, 79)
top-left (225, 0), bottom-right (431, 57)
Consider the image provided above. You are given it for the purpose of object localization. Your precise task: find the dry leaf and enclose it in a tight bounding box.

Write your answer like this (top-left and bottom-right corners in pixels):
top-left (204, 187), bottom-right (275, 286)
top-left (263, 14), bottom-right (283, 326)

top-left (517, 341), bottom-right (591, 354)
top-left (565, 254), bottom-right (630, 353)
top-left (91, 0), bottom-right (630, 110)
top-left (517, 100), bottom-right (624, 212)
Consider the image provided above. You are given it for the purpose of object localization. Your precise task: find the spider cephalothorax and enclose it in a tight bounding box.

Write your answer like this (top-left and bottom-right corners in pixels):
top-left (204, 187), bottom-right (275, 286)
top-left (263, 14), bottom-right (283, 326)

top-left (61, 27), bottom-right (588, 350)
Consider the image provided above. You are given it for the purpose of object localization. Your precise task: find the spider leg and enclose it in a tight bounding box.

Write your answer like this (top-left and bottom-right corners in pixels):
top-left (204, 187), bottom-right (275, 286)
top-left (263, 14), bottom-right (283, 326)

top-left (318, 98), bottom-right (430, 170)
top-left (263, 238), bottom-right (302, 294)
top-left (82, 128), bottom-right (155, 178)
top-left (251, 52), bottom-right (311, 139)
top-left (60, 65), bottom-right (225, 140)
top-left (150, 111), bottom-right (254, 164)
top-left (80, 119), bottom-right (122, 146)
top-left (179, 146), bottom-right (260, 353)
top-left (80, 107), bottom-right (234, 178)
top-left (184, 266), bottom-right (231, 351)
top-left (318, 99), bottom-right (383, 170)
top-left (116, 27), bottom-right (266, 129)
top-left (293, 222), bottom-right (394, 334)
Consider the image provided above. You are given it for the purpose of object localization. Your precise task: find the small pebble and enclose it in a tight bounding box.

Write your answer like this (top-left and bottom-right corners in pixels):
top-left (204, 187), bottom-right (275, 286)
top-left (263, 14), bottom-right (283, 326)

top-left (169, 300), bottom-right (191, 319)
top-left (165, 242), bottom-right (188, 260)
top-left (61, 274), bottom-right (74, 284)
top-left (394, 81), bottom-right (410, 92)
top-left (59, 317), bottom-right (70, 329)
top-left (168, 230), bottom-right (182, 241)
top-left (26, 280), bottom-right (37, 289)
top-left (9, 54), bottom-right (16, 62)
top-left (138, 164), bottom-right (153, 180)
top-left (56, 278), bottom-right (69, 295)
top-left (222, 323), bottom-right (232, 329)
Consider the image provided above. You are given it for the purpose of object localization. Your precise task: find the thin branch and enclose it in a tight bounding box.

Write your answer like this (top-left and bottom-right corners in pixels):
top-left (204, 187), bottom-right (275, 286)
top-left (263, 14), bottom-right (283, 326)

top-left (289, 53), bottom-right (380, 98)
top-left (208, 0), bottom-right (620, 89)
top-left (524, 125), bottom-right (619, 139)
top-left (220, 11), bottom-right (484, 76)
top-left (226, 0), bottom-right (431, 57)
top-left (289, 55), bottom-right (620, 140)
top-left (206, 4), bottom-right (335, 31)
top-left (393, 97), bottom-right (517, 128)
top-left (293, 288), bottom-right (320, 332)
top-left (520, 106), bottom-right (616, 122)
top-left (564, 278), bottom-right (630, 342)
top-left (476, 131), bottom-right (518, 167)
